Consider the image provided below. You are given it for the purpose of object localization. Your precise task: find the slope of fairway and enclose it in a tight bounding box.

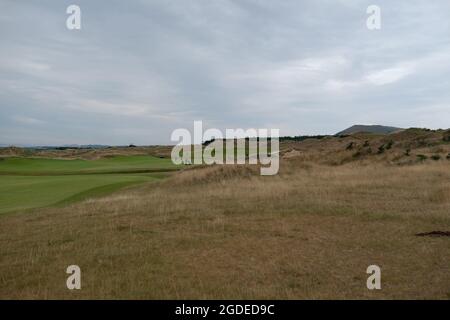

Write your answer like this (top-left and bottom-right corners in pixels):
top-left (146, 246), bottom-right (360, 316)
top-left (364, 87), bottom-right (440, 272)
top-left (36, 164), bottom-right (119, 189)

top-left (0, 155), bottom-right (177, 175)
top-left (0, 155), bottom-right (178, 214)
top-left (0, 174), bottom-right (160, 214)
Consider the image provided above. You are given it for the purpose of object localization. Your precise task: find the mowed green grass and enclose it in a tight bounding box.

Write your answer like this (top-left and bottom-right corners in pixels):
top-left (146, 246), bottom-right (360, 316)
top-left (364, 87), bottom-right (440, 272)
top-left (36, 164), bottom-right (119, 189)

top-left (0, 155), bottom-right (177, 175)
top-left (0, 155), bottom-right (177, 214)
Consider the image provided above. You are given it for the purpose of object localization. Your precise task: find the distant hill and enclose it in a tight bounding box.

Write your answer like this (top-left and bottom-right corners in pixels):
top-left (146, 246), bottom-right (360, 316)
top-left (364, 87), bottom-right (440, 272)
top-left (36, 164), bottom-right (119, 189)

top-left (336, 125), bottom-right (403, 136)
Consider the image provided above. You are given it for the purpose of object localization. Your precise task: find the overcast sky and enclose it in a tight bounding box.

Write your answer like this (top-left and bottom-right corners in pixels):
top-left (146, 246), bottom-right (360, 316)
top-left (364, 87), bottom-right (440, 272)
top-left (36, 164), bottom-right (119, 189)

top-left (1, 0), bottom-right (449, 145)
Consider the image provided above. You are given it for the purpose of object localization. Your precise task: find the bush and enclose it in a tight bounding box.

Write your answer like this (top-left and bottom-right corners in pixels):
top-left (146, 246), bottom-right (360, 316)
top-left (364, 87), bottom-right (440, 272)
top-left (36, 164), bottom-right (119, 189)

top-left (447, 153), bottom-right (450, 160)
top-left (346, 142), bottom-right (354, 150)
top-left (203, 138), bottom-right (215, 146)
top-left (363, 140), bottom-right (370, 147)
top-left (352, 151), bottom-right (361, 158)
top-left (431, 154), bottom-right (441, 161)
top-left (404, 148), bottom-right (411, 156)
top-left (417, 139), bottom-right (427, 147)
top-left (377, 145), bottom-right (385, 154)
top-left (386, 140), bottom-right (394, 150)
top-left (416, 154), bottom-right (427, 161)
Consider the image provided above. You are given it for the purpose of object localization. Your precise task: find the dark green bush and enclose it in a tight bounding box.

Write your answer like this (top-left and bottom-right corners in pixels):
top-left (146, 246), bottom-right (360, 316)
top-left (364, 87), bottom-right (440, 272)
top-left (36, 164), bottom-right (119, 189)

top-left (431, 154), bottom-right (441, 161)
top-left (386, 140), bottom-right (394, 150)
top-left (352, 151), bottom-right (361, 158)
top-left (416, 154), bottom-right (427, 161)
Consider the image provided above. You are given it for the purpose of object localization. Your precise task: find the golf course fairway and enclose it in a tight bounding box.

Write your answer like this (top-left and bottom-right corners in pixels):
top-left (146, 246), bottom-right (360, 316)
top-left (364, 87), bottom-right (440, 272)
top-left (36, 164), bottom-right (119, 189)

top-left (0, 155), bottom-right (177, 214)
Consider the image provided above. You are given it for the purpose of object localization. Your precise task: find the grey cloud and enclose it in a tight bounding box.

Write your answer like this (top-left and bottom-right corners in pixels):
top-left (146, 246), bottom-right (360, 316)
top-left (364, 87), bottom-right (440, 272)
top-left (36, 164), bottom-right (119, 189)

top-left (0, 0), bottom-right (449, 145)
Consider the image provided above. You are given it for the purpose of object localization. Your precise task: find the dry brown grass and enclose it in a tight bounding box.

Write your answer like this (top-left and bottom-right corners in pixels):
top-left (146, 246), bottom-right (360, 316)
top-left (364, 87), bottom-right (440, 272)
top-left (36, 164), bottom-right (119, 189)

top-left (0, 145), bottom-right (173, 160)
top-left (279, 128), bottom-right (450, 166)
top-left (1, 160), bottom-right (450, 299)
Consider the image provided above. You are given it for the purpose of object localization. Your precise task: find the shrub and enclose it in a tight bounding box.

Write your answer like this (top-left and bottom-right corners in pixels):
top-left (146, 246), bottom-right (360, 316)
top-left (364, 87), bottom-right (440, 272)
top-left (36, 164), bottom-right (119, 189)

top-left (416, 154), bottom-right (427, 161)
top-left (363, 140), bottom-right (370, 147)
top-left (443, 133), bottom-right (450, 142)
top-left (346, 142), bottom-right (354, 150)
top-left (377, 145), bottom-right (385, 154)
top-left (431, 154), bottom-right (441, 161)
top-left (352, 151), bottom-right (361, 158)
top-left (203, 138), bottom-right (215, 146)
top-left (447, 153), bottom-right (450, 160)
top-left (386, 140), bottom-right (394, 150)
top-left (417, 139), bottom-right (427, 147)
top-left (404, 148), bottom-right (411, 156)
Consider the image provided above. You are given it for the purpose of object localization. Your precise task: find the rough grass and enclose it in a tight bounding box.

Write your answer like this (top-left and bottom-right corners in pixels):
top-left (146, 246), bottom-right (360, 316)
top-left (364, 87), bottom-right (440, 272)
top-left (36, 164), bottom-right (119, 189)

top-left (1, 161), bottom-right (449, 299)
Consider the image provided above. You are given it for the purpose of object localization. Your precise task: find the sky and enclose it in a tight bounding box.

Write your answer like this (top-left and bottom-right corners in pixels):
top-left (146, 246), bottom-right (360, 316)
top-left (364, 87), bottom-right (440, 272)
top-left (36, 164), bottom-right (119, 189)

top-left (1, 0), bottom-right (449, 146)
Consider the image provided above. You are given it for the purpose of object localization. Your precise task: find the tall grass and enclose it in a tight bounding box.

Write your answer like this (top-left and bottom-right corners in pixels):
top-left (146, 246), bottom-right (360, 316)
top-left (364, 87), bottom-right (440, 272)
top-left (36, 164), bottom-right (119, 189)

top-left (0, 161), bottom-right (449, 299)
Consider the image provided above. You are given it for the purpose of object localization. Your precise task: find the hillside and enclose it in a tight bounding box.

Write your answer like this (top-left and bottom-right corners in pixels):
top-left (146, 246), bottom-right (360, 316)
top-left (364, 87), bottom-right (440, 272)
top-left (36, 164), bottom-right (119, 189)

top-left (2, 128), bottom-right (449, 166)
top-left (281, 128), bottom-right (450, 165)
top-left (336, 125), bottom-right (403, 135)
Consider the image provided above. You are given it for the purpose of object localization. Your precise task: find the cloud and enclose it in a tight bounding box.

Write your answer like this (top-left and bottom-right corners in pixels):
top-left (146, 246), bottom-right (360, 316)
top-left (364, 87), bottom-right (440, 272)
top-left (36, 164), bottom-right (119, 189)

top-left (0, 0), bottom-right (449, 144)
top-left (67, 99), bottom-right (150, 117)
top-left (365, 64), bottom-right (415, 86)
top-left (12, 115), bottom-right (46, 125)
